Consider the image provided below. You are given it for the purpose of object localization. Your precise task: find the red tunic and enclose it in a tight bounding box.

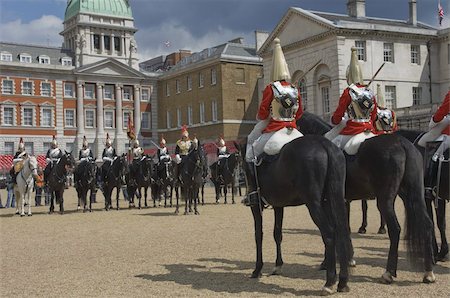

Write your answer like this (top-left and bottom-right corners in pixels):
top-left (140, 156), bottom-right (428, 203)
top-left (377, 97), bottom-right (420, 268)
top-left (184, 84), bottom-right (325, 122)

top-left (331, 84), bottom-right (377, 135)
top-left (258, 81), bottom-right (303, 133)
top-left (432, 91), bottom-right (450, 135)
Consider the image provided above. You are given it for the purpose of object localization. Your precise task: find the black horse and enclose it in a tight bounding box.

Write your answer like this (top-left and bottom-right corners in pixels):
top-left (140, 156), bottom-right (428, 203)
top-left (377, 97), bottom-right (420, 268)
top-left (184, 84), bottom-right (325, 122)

top-left (47, 151), bottom-right (75, 214)
top-left (154, 158), bottom-right (175, 208)
top-left (75, 159), bottom-right (97, 212)
top-left (297, 112), bottom-right (436, 284)
top-left (237, 137), bottom-right (352, 294)
top-left (127, 155), bottom-right (155, 209)
top-left (210, 153), bottom-right (238, 204)
top-left (103, 154), bottom-right (127, 211)
top-left (396, 129), bottom-right (449, 261)
top-left (175, 142), bottom-right (204, 215)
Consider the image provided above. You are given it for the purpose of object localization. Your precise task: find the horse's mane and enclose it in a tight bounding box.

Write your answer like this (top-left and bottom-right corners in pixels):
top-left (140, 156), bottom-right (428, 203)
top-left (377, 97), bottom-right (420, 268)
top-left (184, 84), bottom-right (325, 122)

top-left (297, 112), bottom-right (332, 135)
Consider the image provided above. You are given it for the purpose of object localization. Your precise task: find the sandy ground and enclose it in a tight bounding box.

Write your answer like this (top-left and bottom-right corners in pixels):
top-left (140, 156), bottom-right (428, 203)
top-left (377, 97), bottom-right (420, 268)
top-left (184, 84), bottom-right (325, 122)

top-left (0, 186), bottom-right (449, 297)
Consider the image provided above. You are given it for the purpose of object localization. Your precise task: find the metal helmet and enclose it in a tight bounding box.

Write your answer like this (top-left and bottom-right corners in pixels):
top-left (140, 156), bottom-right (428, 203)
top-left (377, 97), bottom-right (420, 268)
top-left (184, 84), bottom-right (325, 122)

top-left (181, 125), bottom-right (189, 138)
top-left (376, 83), bottom-right (385, 108)
top-left (271, 37), bottom-right (291, 82)
top-left (218, 137), bottom-right (225, 147)
top-left (346, 47), bottom-right (364, 85)
top-left (51, 135), bottom-right (58, 148)
top-left (160, 136), bottom-right (166, 147)
top-left (132, 139), bottom-right (140, 148)
top-left (18, 137), bottom-right (25, 152)
top-left (82, 136), bottom-right (88, 149)
top-left (105, 133), bottom-right (112, 147)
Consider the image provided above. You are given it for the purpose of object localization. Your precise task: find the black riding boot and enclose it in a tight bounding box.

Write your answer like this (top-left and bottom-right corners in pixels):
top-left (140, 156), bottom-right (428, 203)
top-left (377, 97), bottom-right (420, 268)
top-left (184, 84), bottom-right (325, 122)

top-left (241, 162), bottom-right (260, 207)
top-left (424, 141), bottom-right (441, 200)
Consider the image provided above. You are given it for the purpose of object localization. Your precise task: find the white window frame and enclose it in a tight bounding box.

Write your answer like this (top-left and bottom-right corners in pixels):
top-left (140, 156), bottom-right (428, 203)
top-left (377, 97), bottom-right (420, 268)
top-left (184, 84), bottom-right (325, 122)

top-left (104, 85), bottom-right (114, 100)
top-left (104, 110), bottom-right (114, 128)
top-left (64, 109), bottom-right (75, 127)
top-left (39, 55), bottom-right (50, 64)
top-left (199, 102), bottom-right (205, 123)
top-left (166, 111), bottom-right (172, 129)
top-left (85, 109), bottom-right (96, 128)
top-left (123, 111), bottom-right (132, 128)
top-left (199, 72), bottom-right (204, 88)
top-left (355, 41), bottom-right (366, 61)
top-left (384, 86), bottom-right (397, 110)
top-left (0, 52), bottom-right (12, 62)
top-left (383, 43), bottom-right (394, 63)
top-left (84, 84), bottom-right (95, 99)
top-left (187, 75), bottom-right (192, 91)
top-left (176, 108), bottom-right (182, 128)
top-left (5, 142), bottom-right (15, 155)
top-left (40, 107), bottom-right (54, 127)
top-left (411, 45), bottom-right (420, 65)
top-left (141, 87), bottom-right (150, 101)
top-left (123, 86), bottom-right (133, 101)
top-left (41, 82), bottom-right (52, 97)
top-left (211, 68), bottom-right (217, 85)
top-left (298, 78), bottom-right (307, 111)
top-left (64, 82), bottom-right (75, 97)
top-left (1, 105), bottom-right (16, 126)
top-left (2, 79), bottom-right (14, 95)
top-left (187, 105), bottom-right (193, 125)
top-left (22, 106), bottom-right (35, 127)
top-left (22, 80), bottom-right (33, 96)
top-left (20, 53), bottom-right (32, 63)
top-left (24, 142), bottom-right (34, 155)
top-left (321, 86), bottom-right (330, 114)
top-left (141, 112), bottom-right (151, 129)
top-left (176, 79), bottom-right (181, 94)
top-left (236, 67), bottom-right (245, 84)
top-left (212, 100), bottom-right (218, 122)
top-left (412, 87), bottom-right (422, 106)
top-left (61, 57), bottom-right (72, 66)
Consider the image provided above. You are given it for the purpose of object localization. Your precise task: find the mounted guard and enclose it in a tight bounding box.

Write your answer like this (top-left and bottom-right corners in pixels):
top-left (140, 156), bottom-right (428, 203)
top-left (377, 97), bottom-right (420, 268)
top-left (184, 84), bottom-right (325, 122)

top-left (325, 47), bottom-right (378, 155)
top-left (128, 138), bottom-right (144, 187)
top-left (374, 84), bottom-right (398, 134)
top-left (174, 125), bottom-right (192, 183)
top-left (215, 136), bottom-right (230, 182)
top-left (10, 137), bottom-right (28, 184)
top-left (100, 133), bottom-right (117, 183)
top-left (74, 136), bottom-right (95, 188)
top-left (44, 135), bottom-right (63, 185)
top-left (157, 136), bottom-right (171, 163)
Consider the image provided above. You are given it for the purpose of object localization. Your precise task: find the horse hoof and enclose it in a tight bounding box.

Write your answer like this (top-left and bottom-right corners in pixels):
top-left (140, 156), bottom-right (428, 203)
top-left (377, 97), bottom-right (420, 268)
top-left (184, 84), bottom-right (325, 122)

top-left (381, 271), bottom-right (394, 284)
top-left (423, 271), bottom-right (436, 283)
top-left (378, 228), bottom-right (387, 234)
top-left (271, 266), bottom-right (282, 275)
top-left (349, 259), bottom-right (356, 267)
top-left (184, 212), bottom-right (189, 215)
top-left (358, 227), bottom-right (366, 234)
top-left (337, 284), bottom-right (350, 293)
top-left (195, 211), bottom-right (199, 215)
top-left (77, 206), bottom-right (81, 211)
top-left (20, 214), bottom-right (25, 217)
top-left (28, 214), bottom-right (32, 217)
top-left (250, 271), bottom-right (262, 279)
top-left (321, 285), bottom-right (335, 296)
top-left (319, 262), bottom-right (326, 271)
top-left (436, 249), bottom-right (448, 262)
top-left (232, 201), bottom-right (235, 204)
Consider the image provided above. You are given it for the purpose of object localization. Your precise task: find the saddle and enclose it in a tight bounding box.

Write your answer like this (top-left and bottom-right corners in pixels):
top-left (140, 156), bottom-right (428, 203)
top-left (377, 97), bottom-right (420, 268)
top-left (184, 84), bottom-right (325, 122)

top-left (14, 160), bottom-right (24, 173)
top-left (263, 127), bottom-right (303, 155)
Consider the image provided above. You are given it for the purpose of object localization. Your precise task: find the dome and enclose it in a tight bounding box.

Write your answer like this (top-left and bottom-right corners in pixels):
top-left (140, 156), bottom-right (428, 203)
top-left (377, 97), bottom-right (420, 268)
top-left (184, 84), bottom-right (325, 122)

top-left (64, 0), bottom-right (133, 21)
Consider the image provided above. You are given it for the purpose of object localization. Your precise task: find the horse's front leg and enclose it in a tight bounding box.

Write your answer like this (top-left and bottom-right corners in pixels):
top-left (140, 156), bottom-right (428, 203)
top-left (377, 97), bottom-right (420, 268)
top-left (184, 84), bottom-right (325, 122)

top-left (271, 207), bottom-right (284, 275)
top-left (436, 198), bottom-right (448, 261)
top-left (49, 191), bottom-right (55, 214)
top-left (194, 186), bottom-right (199, 215)
top-left (27, 188), bottom-right (33, 216)
top-left (59, 191), bottom-right (64, 215)
top-left (250, 205), bottom-right (263, 278)
top-left (231, 180), bottom-right (235, 204)
top-left (116, 186), bottom-right (120, 210)
top-left (175, 186), bottom-right (179, 214)
top-left (144, 187), bottom-right (148, 208)
top-left (358, 200), bottom-right (368, 234)
top-left (224, 184), bottom-right (228, 204)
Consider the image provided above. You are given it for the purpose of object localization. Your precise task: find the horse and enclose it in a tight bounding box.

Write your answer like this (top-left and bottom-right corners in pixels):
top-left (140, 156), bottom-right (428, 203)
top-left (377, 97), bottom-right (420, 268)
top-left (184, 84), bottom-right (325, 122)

top-left (396, 129), bottom-right (449, 261)
top-left (210, 153), bottom-right (238, 204)
top-left (199, 150), bottom-right (209, 205)
top-left (14, 156), bottom-right (38, 216)
top-left (127, 155), bottom-right (154, 209)
top-left (237, 136), bottom-right (353, 295)
top-left (47, 151), bottom-right (75, 214)
top-left (103, 154), bottom-right (127, 211)
top-left (74, 159), bottom-right (97, 212)
top-left (297, 112), bottom-right (436, 284)
top-left (175, 142), bottom-right (204, 215)
top-left (154, 158), bottom-right (175, 208)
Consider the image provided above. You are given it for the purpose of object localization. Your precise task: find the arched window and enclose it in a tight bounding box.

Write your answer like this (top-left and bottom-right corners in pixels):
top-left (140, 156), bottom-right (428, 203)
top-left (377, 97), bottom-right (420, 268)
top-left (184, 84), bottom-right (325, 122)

top-left (297, 78), bottom-right (308, 111)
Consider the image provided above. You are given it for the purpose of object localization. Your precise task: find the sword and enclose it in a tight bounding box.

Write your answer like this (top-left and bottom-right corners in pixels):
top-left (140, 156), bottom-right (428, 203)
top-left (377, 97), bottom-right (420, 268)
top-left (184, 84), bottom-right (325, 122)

top-left (297, 59), bottom-right (322, 81)
top-left (366, 62), bottom-right (385, 88)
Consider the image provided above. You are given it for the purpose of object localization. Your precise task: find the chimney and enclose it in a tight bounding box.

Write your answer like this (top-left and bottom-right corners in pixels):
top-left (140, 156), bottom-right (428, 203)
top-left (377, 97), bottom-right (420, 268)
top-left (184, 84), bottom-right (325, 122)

top-left (408, 0), bottom-right (417, 26)
top-left (347, 0), bottom-right (366, 18)
top-left (255, 30), bottom-right (269, 52)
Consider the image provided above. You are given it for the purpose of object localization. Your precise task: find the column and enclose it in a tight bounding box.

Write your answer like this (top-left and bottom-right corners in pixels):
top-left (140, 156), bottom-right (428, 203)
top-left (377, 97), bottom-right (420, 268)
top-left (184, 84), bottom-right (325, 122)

top-left (100, 33), bottom-right (105, 53)
top-left (133, 85), bottom-right (141, 140)
top-left (115, 84), bottom-right (123, 151)
top-left (111, 33), bottom-right (115, 55)
top-left (120, 35), bottom-right (125, 57)
top-left (96, 83), bottom-right (104, 159)
top-left (76, 81), bottom-right (85, 149)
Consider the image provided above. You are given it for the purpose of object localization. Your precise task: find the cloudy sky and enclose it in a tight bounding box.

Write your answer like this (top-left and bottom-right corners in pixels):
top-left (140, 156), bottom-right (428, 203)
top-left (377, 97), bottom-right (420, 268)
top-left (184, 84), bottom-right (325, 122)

top-left (0, 0), bottom-right (448, 61)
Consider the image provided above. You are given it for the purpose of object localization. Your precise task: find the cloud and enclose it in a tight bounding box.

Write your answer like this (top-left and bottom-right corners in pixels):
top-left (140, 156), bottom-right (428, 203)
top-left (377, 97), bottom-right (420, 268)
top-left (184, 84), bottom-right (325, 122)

top-left (0, 15), bottom-right (63, 46)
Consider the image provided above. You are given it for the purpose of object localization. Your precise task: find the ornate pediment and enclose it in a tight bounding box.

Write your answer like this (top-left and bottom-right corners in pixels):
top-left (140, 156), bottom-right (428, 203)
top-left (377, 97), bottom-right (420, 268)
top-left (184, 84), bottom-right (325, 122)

top-left (74, 58), bottom-right (145, 78)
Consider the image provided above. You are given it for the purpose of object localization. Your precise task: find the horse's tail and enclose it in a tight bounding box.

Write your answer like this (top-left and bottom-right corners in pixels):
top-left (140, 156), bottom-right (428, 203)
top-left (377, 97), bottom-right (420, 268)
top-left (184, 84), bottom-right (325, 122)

top-left (400, 139), bottom-right (434, 268)
top-left (323, 140), bottom-right (353, 270)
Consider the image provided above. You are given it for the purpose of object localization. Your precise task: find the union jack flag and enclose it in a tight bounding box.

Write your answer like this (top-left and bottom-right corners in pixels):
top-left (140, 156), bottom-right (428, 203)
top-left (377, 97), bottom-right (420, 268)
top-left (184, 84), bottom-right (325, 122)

top-left (438, 1), bottom-right (444, 26)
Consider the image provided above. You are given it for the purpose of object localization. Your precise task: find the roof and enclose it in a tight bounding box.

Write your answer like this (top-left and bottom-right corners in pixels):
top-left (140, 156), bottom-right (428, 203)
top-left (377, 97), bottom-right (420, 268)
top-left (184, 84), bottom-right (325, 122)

top-left (0, 42), bottom-right (74, 66)
top-left (65, 0), bottom-right (133, 21)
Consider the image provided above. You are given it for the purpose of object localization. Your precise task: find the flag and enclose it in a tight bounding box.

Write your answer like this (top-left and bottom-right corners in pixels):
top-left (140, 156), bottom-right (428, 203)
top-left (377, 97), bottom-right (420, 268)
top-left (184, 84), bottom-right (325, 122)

top-left (438, 1), bottom-right (444, 26)
top-left (127, 117), bottom-right (135, 140)
top-left (164, 40), bottom-right (171, 48)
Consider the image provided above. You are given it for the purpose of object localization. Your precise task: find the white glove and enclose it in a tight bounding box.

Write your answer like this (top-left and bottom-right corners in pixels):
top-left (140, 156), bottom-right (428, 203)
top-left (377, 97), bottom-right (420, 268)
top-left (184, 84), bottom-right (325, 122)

top-left (46, 158), bottom-right (51, 163)
top-left (175, 154), bottom-right (182, 164)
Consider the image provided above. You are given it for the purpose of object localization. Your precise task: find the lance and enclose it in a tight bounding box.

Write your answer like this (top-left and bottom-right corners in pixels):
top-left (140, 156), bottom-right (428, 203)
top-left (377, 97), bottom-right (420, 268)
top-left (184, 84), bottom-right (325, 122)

top-left (366, 62), bottom-right (385, 88)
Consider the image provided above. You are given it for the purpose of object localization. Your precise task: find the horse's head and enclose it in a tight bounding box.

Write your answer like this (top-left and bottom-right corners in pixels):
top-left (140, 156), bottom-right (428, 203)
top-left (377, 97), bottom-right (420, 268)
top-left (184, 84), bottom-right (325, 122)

top-left (64, 150), bottom-right (76, 169)
top-left (28, 155), bottom-right (39, 179)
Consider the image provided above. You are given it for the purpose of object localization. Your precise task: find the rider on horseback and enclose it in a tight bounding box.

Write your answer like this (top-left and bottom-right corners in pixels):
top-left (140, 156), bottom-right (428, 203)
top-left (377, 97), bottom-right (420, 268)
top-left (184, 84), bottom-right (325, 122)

top-left (242, 37), bottom-right (303, 206)
top-left (325, 47), bottom-right (378, 155)
top-left (99, 133), bottom-right (117, 186)
top-left (157, 136), bottom-right (171, 163)
top-left (44, 135), bottom-right (63, 185)
top-left (216, 136), bottom-right (229, 182)
top-left (74, 136), bottom-right (94, 188)
top-left (129, 138), bottom-right (144, 186)
top-left (174, 125), bottom-right (192, 184)
top-left (374, 83), bottom-right (398, 134)
top-left (418, 91), bottom-right (450, 199)
top-left (10, 137), bottom-right (27, 184)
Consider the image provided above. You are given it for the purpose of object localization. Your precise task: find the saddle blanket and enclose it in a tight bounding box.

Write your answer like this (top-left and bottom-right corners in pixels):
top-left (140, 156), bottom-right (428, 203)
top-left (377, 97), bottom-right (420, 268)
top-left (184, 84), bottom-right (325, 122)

top-left (14, 161), bottom-right (24, 173)
top-left (343, 131), bottom-right (375, 155)
top-left (263, 127), bottom-right (303, 155)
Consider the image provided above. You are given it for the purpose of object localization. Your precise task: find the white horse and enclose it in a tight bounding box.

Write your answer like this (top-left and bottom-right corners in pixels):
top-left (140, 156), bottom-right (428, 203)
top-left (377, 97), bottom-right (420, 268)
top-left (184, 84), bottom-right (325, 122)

top-left (14, 156), bottom-right (38, 216)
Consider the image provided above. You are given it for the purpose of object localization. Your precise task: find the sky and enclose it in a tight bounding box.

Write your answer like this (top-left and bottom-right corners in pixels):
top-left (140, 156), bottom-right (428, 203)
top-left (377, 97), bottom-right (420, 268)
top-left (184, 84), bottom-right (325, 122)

top-left (0, 0), bottom-right (449, 61)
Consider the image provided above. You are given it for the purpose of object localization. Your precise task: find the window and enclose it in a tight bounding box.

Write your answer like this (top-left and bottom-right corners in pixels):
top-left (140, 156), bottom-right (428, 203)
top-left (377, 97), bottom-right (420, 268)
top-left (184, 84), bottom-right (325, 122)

top-left (176, 79), bottom-right (181, 94)
top-left (212, 100), bottom-right (218, 122)
top-left (61, 57), bottom-right (72, 66)
top-left (412, 87), bottom-right (422, 106)
top-left (211, 68), bottom-right (217, 85)
top-left (236, 99), bottom-right (246, 119)
top-left (85, 110), bottom-right (95, 128)
top-left (187, 76), bottom-right (192, 91)
top-left (2, 79), bottom-right (13, 94)
top-left (20, 54), bottom-right (32, 63)
top-left (141, 88), bottom-right (150, 101)
top-left (166, 82), bottom-right (170, 97)
top-left (43, 142), bottom-right (52, 152)
top-left (23, 107), bottom-right (33, 126)
top-left (0, 52), bottom-right (12, 61)
top-left (187, 106), bottom-right (193, 125)
top-left (411, 45), bottom-right (420, 64)
top-left (177, 108), bottom-right (182, 128)
top-left (3, 107), bottom-right (14, 125)
top-left (93, 34), bottom-right (100, 50)
top-left (5, 142), bottom-right (14, 155)
top-left (123, 111), bottom-right (131, 128)
top-left (141, 112), bottom-right (151, 129)
top-left (24, 142), bottom-right (34, 155)
top-left (123, 86), bottom-right (133, 100)
top-left (64, 83), bottom-right (75, 97)
top-left (104, 85), bottom-right (114, 100)
top-left (297, 78), bottom-right (307, 111)
top-left (236, 67), bottom-right (245, 83)
top-left (199, 102), bottom-right (205, 123)
top-left (41, 82), bottom-right (51, 97)
top-left (104, 111), bottom-right (114, 128)
top-left (355, 41), bottom-right (366, 61)
top-left (41, 108), bottom-right (52, 127)
top-left (166, 111), bottom-right (172, 129)
top-left (39, 55), bottom-right (50, 64)
top-left (22, 81), bottom-right (33, 95)
top-left (114, 36), bottom-right (120, 51)
top-left (199, 73), bottom-right (204, 88)
top-left (321, 87), bottom-right (330, 114)
top-left (383, 43), bottom-right (394, 63)
top-left (104, 35), bottom-right (111, 51)
top-left (85, 84), bottom-right (95, 99)
top-left (65, 109), bottom-right (75, 127)
top-left (384, 86), bottom-right (396, 109)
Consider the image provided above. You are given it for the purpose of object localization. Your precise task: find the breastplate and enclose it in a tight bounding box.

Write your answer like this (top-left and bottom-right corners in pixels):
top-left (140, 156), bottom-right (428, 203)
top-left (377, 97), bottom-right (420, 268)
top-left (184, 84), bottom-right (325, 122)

top-left (49, 148), bottom-right (61, 159)
top-left (347, 87), bottom-right (374, 120)
top-left (218, 146), bottom-right (227, 155)
top-left (160, 147), bottom-right (168, 156)
top-left (376, 108), bottom-right (395, 131)
top-left (270, 84), bottom-right (299, 121)
top-left (104, 147), bottom-right (114, 157)
top-left (178, 140), bottom-right (191, 155)
top-left (80, 148), bottom-right (91, 158)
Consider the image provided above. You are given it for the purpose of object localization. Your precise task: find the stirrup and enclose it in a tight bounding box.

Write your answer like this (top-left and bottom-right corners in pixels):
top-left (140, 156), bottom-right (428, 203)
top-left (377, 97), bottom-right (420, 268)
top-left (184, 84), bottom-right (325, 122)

top-left (241, 190), bottom-right (260, 207)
